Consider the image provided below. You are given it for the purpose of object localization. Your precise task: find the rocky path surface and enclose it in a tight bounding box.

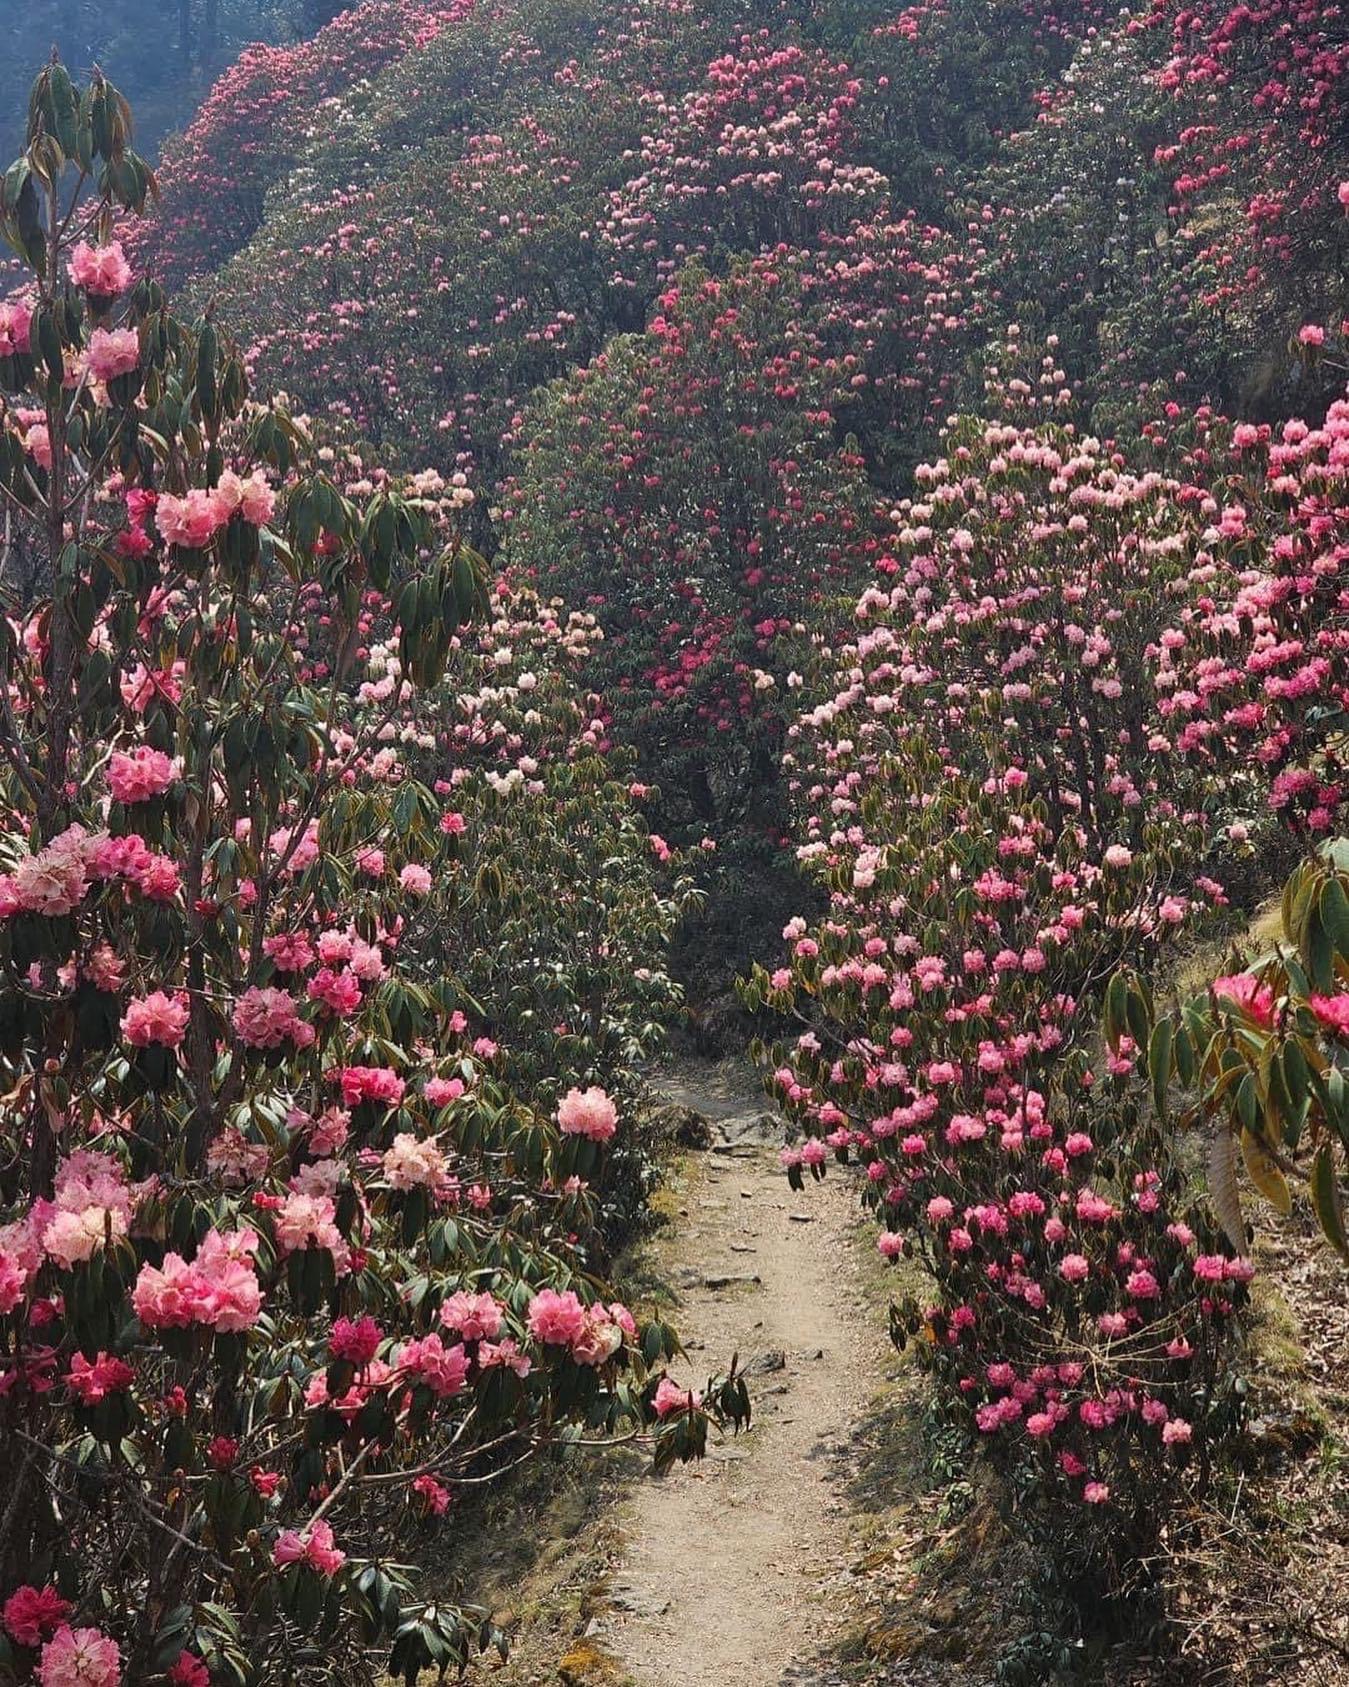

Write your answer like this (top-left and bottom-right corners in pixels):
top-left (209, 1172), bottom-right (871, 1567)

top-left (594, 1063), bottom-right (888, 1687)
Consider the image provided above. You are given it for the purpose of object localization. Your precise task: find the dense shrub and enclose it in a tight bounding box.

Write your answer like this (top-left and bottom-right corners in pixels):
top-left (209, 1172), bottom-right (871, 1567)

top-left (504, 261), bottom-right (883, 832)
top-left (747, 366), bottom-right (1348, 1607)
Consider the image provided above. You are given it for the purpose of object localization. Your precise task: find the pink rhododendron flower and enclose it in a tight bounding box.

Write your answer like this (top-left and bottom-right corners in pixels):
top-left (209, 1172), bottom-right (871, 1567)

top-left (3, 1585), bottom-right (71, 1648)
top-left (68, 241), bottom-right (133, 296)
top-left (272, 1518), bottom-right (345, 1576)
top-left (155, 488), bottom-right (229, 549)
top-left (232, 986), bottom-right (314, 1050)
top-left (107, 746), bottom-right (177, 803)
top-left (1211, 973), bottom-right (1276, 1028)
top-left (653, 1376), bottom-right (701, 1418)
top-left (65, 1351), bottom-right (134, 1405)
top-left (0, 300), bottom-right (32, 356)
top-left (1309, 993), bottom-right (1349, 1037)
top-left (330, 1315), bottom-right (383, 1365)
top-left (331, 1065), bottom-right (405, 1107)
top-left (556, 1085), bottom-right (618, 1141)
top-left (527, 1287), bottom-right (587, 1346)
top-left (121, 991), bottom-right (190, 1048)
top-left (397, 1333), bottom-right (469, 1397)
top-left (439, 1290), bottom-right (503, 1340)
top-left (382, 1132), bottom-right (450, 1191)
top-left (212, 469), bottom-right (275, 525)
top-left (412, 1474), bottom-right (451, 1515)
top-left (36, 1625), bottom-right (121, 1687)
top-left (85, 327), bottom-right (139, 383)
top-left (167, 1654), bottom-right (210, 1687)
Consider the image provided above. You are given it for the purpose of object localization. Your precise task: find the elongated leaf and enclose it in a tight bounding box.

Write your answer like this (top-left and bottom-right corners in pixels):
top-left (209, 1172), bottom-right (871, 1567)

top-left (1240, 1128), bottom-right (1292, 1215)
top-left (1104, 970), bottom-right (1127, 1051)
top-left (1149, 1019), bottom-right (1173, 1121)
top-left (1310, 1144), bottom-right (1348, 1257)
top-left (1320, 876), bottom-right (1349, 960)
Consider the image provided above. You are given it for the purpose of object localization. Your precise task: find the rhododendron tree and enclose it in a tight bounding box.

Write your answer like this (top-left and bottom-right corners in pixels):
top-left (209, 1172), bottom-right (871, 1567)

top-left (746, 367), bottom-right (1348, 1614)
top-left (0, 65), bottom-right (741, 1687)
top-left (506, 260), bottom-right (883, 831)
top-left (598, 35), bottom-right (887, 295)
top-left (126, 0), bottom-right (482, 292)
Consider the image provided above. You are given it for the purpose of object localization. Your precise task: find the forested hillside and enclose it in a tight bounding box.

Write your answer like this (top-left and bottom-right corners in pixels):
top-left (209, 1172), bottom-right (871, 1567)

top-left (127, 0), bottom-right (1344, 854)
top-left (0, 4), bottom-right (1346, 1684)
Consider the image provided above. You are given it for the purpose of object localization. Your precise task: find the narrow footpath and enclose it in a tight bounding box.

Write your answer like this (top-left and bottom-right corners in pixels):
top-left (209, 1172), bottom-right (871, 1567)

top-left (596, 1065), bottom-right (888, 1687)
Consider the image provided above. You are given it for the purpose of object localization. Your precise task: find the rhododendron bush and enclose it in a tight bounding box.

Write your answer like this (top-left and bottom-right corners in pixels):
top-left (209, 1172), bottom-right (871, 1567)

top-left (0, 66), bottom-right (741, 1687)
top-left (347, 581), bottom-right (705, 1234)
top-left (967, 0), bottom-right (1348, 431)
top-left (747, 371), bottom-right (1348, 1597)
top-left (506, 261), bottom-right (883, 830)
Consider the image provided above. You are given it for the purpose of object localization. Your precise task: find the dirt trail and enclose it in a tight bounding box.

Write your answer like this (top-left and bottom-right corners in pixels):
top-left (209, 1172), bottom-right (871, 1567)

top-left (597, 1063), bottom-right (887, 1687)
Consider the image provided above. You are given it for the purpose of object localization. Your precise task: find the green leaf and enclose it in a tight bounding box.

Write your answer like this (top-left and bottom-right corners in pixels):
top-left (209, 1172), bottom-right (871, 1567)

top-left (1310, 1144), bottom-right (1348, 1257)
top-left (1103, 971), bottom-right (1127, 1051)
top-left (1148, 1019), bottom-right (1172, 1121)
top-left (1320, 876), bottom-right (1349, 960)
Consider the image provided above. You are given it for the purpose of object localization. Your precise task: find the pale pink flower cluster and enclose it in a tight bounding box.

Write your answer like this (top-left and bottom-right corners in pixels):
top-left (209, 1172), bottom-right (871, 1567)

top-left (382, 1132), bottom-right (451, 1191)
top-left (85, 327), bottom-right (140, 383)
top-left (526, 1289), bottom-right (634, 1364)
top-left (37, 1625), bottom-right (121, 1687)
top-left (438, 1289), bottom-right (504, 1340)
top-left (32, 1151), bottom-right (145, 1271)
top-left (3, 824), bottom-right (96, 916)
top-left (556, 1084), bottom-right (618, 1141)
top-left (68, 241), bottom-right (133, 297)
top-left (107, 745), bottom-right (178, 804)
top-left (232, 985), bottom-right (315, 1049)
top-left (132, 1229), bottom-right (263, 1332)
top-left (273, 1191), bottom-right (349, 1268)
top-left (0, 824), bottom-right (180, 920)
top-left (155, 472), bottom-right (275, 549)
top-left (206, 1127), bottom-right (270, 1184)
top-left (0, 300), bottom-right (31, 356)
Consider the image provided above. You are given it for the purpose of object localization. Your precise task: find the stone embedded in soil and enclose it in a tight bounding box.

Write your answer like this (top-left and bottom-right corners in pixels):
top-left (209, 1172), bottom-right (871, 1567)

top-left (745, 1350), bottom-right (788, 1375)
top-left (607, 1583), bottom-right (671, 1618)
